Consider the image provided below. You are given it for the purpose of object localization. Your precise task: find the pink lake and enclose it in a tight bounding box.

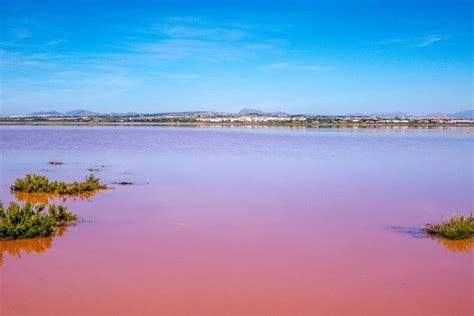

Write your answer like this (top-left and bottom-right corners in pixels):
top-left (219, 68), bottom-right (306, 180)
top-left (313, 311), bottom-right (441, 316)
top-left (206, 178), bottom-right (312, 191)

top-left (0, 126), bottom-right (473, 315)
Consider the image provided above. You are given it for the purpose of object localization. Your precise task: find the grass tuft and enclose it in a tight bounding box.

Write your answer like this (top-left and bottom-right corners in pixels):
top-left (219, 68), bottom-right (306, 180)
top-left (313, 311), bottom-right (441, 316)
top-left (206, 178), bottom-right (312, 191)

top-left (116, 181), bottom-right (133, 185)
top-left (11, 174), bottom-right (107, 195)
top-left (424, 213), bottom-right (474, 240)
top-left (47, 161), bottom-right (64, 165)
top-left (0, 202), bottom-right (78, 240)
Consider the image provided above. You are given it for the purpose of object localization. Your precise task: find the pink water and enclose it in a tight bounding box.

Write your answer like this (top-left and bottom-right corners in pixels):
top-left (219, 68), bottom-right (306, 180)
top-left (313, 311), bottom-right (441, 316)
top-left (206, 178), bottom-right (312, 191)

top-left (1, 126), bottom-right (473, 315)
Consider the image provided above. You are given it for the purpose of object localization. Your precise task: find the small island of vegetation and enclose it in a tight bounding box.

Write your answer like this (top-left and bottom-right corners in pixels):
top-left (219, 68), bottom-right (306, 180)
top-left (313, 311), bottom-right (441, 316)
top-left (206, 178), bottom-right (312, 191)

top-left (47, 160), bottom-right (64, 166)
top-left (115, 181), bottom-right (133, 185)
top-left (0, 202), bottom-right (77, 240)
top-left (11, 173), bottom-right (107, 195)
top-left (424, 213), bottom-right (474, 240)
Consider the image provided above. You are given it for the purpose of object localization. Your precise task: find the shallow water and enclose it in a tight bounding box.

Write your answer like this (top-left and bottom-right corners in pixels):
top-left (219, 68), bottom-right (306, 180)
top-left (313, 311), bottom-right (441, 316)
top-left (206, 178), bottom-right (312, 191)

top-left (1, 126), bottom-right (473, 315)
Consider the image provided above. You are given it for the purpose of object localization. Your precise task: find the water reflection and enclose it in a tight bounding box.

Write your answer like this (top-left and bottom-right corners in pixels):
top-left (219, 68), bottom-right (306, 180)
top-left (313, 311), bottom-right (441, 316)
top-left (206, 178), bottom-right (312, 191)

top-left (436, 237), bottom-right (473, 253)
top-left (13, 191), bottom-right (99, 204)
top-left (0, 226), bottom-right (70, 266)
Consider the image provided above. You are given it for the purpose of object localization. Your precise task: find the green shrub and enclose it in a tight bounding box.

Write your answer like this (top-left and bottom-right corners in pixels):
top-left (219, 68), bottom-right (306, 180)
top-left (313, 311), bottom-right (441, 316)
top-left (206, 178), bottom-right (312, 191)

top-left (11, 174), bottom-right (107, 195)
top-left (424, 213), bottom-right (474, 240)
top-left (0, 202), bottom-right (78, 240)
top-left (47, 204), bottom-right (78, 224)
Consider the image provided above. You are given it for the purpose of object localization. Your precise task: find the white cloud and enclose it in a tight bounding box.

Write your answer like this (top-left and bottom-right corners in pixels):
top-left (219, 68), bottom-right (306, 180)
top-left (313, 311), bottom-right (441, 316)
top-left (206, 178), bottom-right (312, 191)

top-left (161, 73), bottom-right (202, 80)
top-left (269, 62), bottom-right (329, 71)
top-left (381, 34), bottom-right (449, 48)
top-left (158, 26), bottom-right (246, 41)
top-left (417, 35), bottom-right (444, 47)
top-left (44, 39), bottom-right (66, 46)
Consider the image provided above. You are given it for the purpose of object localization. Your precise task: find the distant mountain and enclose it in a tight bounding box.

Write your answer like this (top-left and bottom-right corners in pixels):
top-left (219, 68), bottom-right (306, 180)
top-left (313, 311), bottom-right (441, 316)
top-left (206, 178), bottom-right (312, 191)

top-left (31, 111), bottom-right (64, 116)
top-left (345, 112), bottom-right (412, 117)
top-left (344, 112), bottom-right (366, 117)
top-left (238, 108), bottom-right (289, 116)
top-left (272, 111), bottom-right (290, 116)
top-left (349, 111), bottom-right (412, 117)
top-left (238, 108), bottom-right (264, 115)
top-left (104, 112), bottom-right (141, 116)
top-left (346, 110), bottom-right (473, 119)
top-left (425, 112), bottom-right (449, 118)
top-left (424, 111), bottom-right (474, 119)
top-left (65, 109), bottom-right (100, 117)
top-left (30, 109), bottom-right (101, 117)
top-left (28, 108), bottom-right (473, 119)
top-left (370, 111), bottom-right (412, 117)
top-left (447, 110), bottom-right (474, 119)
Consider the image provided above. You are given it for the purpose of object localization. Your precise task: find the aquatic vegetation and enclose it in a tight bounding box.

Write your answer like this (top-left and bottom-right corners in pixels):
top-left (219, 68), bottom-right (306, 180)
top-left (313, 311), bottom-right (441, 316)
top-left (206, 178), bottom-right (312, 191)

top-left (115, 181), bottom-right (133, 185)
top-left (88, 165), bottom-right (105, 172)
top-left (48, 160), bottom-right (64, 165)
top-left (424, 213), bottom-right (474, 240)
top-left (0, 202), bottom-right (78, 240)
top-left (11, 173), bottom-right (107, 195)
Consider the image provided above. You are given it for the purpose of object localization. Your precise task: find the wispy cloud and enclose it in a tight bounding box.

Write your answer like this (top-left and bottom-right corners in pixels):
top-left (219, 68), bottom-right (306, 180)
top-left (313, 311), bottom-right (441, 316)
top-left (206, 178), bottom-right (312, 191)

top-left (4, 70), bottom-right (138, 89)
top-left (44, 39), bottom-right (66, 46)
top-left (381, 34), bottom-right (449, 48)
top-left (131, 20), bottom-right (282, 62)
top-left (2, 17), bottom-right (284, 69)
top-left (133, 38), bottom-right (277, 62)
top-left (129, 17), bottom-right (286, 62)
top-left (14, 29), bottom-right (31, 40)
top-left (417, 35), bottom-right (445, 47)
top-left (0, 39), bottom-right (66, 49)
top-left (158, 26), bottom-right (246, 41)
top-left (154, 16), bottom-right (252, 41)
top-left (268, 62), bottom-right (330, 71)
top-left (161, 73), bottom-right (202, 80)
top-left (0, 51), bottom-right (61, 67)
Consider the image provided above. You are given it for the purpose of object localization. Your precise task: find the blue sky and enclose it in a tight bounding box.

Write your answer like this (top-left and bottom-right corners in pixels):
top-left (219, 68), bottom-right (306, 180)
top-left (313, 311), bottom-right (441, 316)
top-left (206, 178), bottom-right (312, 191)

top-left (1, 0), bottom-right (472, 115)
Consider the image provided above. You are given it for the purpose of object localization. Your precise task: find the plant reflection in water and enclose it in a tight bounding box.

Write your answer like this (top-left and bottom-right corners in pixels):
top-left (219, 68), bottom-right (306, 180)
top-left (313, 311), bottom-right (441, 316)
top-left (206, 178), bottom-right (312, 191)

top-left (0, 225), bottom-right (71, 266)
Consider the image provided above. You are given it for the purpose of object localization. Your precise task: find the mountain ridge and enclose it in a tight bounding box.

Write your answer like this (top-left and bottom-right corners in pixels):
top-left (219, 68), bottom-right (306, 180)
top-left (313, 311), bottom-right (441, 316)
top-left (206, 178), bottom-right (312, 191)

top-left (345, 110), bottom-right (473, 119)
top-left (29, 108), bottom-right (473, 119)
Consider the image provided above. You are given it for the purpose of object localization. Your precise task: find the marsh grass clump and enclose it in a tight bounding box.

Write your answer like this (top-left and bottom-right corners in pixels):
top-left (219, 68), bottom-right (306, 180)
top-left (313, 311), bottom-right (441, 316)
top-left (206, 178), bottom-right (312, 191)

top-left (48, 161), bottom-right (64, 166)
top-left (11, 174), bottom-right (107, 195)
top-left (424, 213), bottom-right (474, 240)
top-left (88, 165), bottom-right (105, 172)
top-left (0, 202), bottom-right (78, 240)
top-left (116, 181), bottom-right (133, 185)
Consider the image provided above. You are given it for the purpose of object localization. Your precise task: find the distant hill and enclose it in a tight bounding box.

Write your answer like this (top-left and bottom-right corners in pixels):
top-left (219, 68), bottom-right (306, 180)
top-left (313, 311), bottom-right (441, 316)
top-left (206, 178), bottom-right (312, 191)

top-left (370, 111), bottom-right (412, 117)
top-left (425, 112), bottom-right (449, 118)
top-left (424, 111), bottom-right (474, 119)
top-left (447, 110), bottom-right (474, 119)
top-left (65, 109), bottom-right (100, 116)
top-left (28, 108), bottom-right (473, 119)
top-left (238, 108), bottom-right (289, 116)
top-left (238, 108), bottom-right (264, 115)
top-left (30, 109), bottom-right (100, 117)
top-left (346, 111), bottom-right (412, 117)
top-left (31, 111), bottom-right (64, 116)
top-left (105, 112), bottom-right (141, 117)
top-left (346, 110), bottom-right (473, 119)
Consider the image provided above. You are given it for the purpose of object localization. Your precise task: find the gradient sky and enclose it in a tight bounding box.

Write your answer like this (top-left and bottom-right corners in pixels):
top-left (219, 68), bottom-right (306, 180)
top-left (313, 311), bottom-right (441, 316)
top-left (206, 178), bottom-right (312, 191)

top-left (1, 0), bottom-right (472, 115)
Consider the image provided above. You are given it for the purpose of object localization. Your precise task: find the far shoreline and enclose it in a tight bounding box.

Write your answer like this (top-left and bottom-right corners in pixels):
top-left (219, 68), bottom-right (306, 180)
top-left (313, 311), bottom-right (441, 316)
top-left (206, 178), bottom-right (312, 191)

top-left (0, 121), bottom-right (473, 129)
